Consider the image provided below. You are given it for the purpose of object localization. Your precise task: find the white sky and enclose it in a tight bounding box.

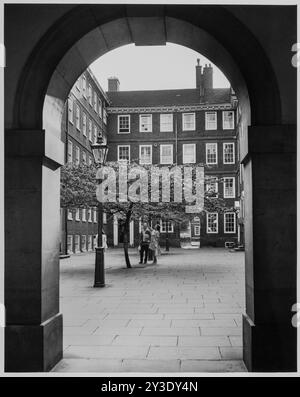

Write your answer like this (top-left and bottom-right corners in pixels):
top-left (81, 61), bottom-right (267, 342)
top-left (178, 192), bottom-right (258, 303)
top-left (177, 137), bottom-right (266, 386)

top-left (90, 43), bottom-right (230, 92)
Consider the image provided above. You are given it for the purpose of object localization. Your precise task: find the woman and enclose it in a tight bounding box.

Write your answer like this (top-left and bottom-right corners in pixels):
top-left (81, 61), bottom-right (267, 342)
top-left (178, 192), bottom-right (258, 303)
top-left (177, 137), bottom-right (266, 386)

top-left (149, 224), bottom-right (161, 264)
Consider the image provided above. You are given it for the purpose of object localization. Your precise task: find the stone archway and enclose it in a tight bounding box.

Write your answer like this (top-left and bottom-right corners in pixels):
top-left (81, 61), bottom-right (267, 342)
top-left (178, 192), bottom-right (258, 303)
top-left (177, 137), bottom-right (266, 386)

top-left (4, 4), bottom-right (296, 372)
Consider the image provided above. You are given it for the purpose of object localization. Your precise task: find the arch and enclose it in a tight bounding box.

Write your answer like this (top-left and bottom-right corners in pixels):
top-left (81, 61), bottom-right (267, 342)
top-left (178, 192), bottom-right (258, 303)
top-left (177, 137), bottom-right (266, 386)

top-left (11, 4), bottom-right (281, 132)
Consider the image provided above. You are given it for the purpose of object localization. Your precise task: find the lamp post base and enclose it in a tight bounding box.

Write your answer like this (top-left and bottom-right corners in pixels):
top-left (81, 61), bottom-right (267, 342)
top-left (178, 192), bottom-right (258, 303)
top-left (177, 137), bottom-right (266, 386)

top-left (94, 246), bottom-right (105, 288)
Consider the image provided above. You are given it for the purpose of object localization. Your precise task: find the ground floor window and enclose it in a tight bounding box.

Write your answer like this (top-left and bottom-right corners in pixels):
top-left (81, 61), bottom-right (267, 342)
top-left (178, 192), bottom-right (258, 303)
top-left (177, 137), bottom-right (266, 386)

top-left (74, 235), bottom-right (80, 252)
top-left (207, 212), bottom-right (218, 233)
top-left (67, 235), bottom-right (73, 253)
top-left (87, 235), bottom-right (92, 251)
top-left (81, 235), bottom-right (87, 251)
top-left (224, 212), bottom-right (236, 233)
top-left (161, 220), bottom-right (174, 233)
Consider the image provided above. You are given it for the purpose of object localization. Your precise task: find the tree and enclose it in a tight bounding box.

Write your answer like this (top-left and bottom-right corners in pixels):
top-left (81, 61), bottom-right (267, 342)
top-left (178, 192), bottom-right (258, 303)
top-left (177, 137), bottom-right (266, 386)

top-left (61, 162), bottom-right (235, 268)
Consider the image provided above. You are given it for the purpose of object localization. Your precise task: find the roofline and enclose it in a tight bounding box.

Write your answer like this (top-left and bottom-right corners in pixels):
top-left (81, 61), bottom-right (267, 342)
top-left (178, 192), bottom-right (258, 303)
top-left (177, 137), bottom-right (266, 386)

top-left (86, 67), bottom-right (111, 104)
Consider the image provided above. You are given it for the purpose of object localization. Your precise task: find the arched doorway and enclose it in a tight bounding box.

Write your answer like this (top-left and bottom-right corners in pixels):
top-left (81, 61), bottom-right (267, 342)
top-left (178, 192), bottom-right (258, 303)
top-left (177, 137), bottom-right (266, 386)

top-left (4, 4), bottom-right (296, 372)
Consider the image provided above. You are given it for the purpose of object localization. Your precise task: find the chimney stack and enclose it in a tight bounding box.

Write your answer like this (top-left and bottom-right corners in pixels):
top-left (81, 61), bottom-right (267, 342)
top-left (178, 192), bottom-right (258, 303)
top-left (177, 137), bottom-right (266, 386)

top-left (195, 58), bottom-right (202, 90)
top-left (108, 77), bottom-right (120, 92)
top-left (202, 63), bottom-right (213, 90)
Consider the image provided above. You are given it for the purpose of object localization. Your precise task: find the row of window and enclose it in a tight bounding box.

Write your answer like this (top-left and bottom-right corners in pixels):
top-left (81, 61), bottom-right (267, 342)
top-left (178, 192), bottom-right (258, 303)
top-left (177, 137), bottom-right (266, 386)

top-left (67, 234), bottom-right (96, 253)
top-left (68, 99), bottom-right (106, 137)
top-left (117, 111), bottom-right (235, 134)
top-left (118, 142), bottom-right (235, 165)
top-left (67, 140), bottom-right (94, 165)
top-left (67, 208), bottom-right (99, 222)
top-left (146, 213), bottom-right (236, 234)
top-left (207, 212), bottom-right (236, 234)
top-left (74, 75), bottom-right (107, 121)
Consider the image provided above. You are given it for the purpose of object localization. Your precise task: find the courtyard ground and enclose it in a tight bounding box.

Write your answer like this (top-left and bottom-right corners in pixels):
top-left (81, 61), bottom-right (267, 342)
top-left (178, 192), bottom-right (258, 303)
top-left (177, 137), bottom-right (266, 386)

top-left (53, 247), bottom-right (246, 373)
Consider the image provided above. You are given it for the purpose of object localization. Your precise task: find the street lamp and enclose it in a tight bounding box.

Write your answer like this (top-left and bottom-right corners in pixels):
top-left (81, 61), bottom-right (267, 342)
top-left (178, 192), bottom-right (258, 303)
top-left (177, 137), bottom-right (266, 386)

top-left (90, 138), bottom-right (108, 288)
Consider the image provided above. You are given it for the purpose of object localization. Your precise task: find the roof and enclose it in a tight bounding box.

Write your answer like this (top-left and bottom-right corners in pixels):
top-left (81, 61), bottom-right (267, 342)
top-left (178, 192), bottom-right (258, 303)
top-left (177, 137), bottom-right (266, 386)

top-left (107, 88), bottom-right (232, 107)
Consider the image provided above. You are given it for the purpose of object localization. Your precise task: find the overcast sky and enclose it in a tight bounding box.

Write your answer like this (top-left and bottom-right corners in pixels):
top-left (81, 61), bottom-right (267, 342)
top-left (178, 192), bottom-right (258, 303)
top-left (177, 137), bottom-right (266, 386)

top-left (90, 43), bottom-right (230, 92)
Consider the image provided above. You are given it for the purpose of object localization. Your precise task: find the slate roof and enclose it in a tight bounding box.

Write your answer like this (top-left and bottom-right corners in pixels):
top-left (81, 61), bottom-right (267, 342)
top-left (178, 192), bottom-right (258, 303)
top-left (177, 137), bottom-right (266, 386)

top-left (107, 88), bottom-right (232, 107)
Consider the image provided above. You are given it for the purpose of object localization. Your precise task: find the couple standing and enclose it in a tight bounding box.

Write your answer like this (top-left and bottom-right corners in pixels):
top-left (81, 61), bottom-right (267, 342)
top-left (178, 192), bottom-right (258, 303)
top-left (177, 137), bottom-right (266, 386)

top-left (139, 222), bottom-right (161, 265)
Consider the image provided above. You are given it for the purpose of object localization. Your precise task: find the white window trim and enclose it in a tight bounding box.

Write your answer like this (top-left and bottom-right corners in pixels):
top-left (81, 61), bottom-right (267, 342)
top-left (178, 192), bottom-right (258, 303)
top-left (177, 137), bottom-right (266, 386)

top-left (223, 142), bottom-right (235, 164)
top-left (82, 208), bottom-right (86, 222)
top-left (81, 235), bottom-right (87, 252)
top-left (82, 113), bottom-right (87, 136)
top-left (88, 84), bottom-right (93, 106)
top-left (206, 212), bottom-right (218, 234)
top-left (118, 145), bottom-right (131, 162)
top-left (194, 225), bottom-right (200, 236)
top-left (222, 110), bottom-right (235, 130)
top-left (88, 120), bottom-right (93, 142)
top-left (182, 143), bottom-right (196, 164)
top-left (182, 112), bottom-right (196, 131)
top-left (75, 146), bottom-right (80, 165)
top-left (67, 140), bottom-right (73, 163)
top-left (160, 220), bottom-right (174, 233)
top-left (74, 235), bottom-right (80, 253)
top-left (67, 235), bottom-right (73, 253)
top-left (75, 105), bottom-right (80, 131)
top-left (87, 235), bottom-right (92, 251)
top-left (139, 145), bottom-right (152, 165)
top-left (139, 114), bottom-right (152, 132)
top-left (68, 99), bottom-right (74, 124)
top-left (82, 76), bottom-right (87, 98)
top-left (118, 115), bottom-right (130, 134)
top-left (93, 92), bottom-right (98, 112)
top-left (160, 113), bottom-right (173, 132)
top-left (223, 177), bottom-right (236, 198)
top-left (206, 176), bottom-right (219, 194)
top-left (205, 111), bottom-right (217, 130)
top-left (224, 212), bottom-right (236, 234)
top-left (67, 209), bottom-right (73, 220)
top-left (160, 144), bottom-right (173, 164)
top-left (75, 208), bottom-right (80, 221)
top-left (206, 143), bottom-right (218, 165)
top-left (88, 209), bottom-right (92, 223)
top-left (93, 209), bottom-right (97, 223)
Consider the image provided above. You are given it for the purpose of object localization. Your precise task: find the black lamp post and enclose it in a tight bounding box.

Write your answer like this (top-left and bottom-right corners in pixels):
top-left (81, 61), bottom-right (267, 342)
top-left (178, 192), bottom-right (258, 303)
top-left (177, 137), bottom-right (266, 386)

top-left (90, 138), bottom-right (108, 288)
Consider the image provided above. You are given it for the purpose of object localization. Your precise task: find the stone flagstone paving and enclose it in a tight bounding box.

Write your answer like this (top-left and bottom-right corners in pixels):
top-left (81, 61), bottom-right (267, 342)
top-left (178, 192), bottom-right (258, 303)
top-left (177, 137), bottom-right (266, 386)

top-left (53, 248), bottom-right (246, 373)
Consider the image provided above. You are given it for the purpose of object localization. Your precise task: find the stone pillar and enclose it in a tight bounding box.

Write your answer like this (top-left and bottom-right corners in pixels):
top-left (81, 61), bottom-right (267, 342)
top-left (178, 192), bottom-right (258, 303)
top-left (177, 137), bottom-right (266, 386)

top-left (5, 129), bottom-right (64, 372)
top-left (242, 125), bottom-right (297, 372)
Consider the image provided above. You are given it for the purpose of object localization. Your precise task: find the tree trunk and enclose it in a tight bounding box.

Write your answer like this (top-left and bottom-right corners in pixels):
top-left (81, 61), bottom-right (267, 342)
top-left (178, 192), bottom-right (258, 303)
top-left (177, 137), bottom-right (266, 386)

top-left (123, 224), bottom-right (131, 269)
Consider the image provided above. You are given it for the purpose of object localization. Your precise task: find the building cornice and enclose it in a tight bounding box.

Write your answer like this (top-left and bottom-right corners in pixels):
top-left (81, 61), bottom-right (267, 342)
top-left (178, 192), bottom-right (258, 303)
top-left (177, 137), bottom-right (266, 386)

top-left (107, 103), bottom-right (234, 114)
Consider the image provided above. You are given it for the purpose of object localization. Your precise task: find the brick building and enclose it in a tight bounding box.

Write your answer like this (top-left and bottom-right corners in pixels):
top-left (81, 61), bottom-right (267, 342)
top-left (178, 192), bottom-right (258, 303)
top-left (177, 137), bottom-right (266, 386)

top-left (105, 60), bottom-right (240, 248)
top-left (60, 68), bottom-right (109, 255)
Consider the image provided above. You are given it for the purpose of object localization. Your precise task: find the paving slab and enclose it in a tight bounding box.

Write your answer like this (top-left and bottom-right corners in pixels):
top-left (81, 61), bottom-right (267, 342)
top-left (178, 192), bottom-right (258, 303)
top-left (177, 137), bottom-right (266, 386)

top-left (54, 247), bottom-right (245, 373)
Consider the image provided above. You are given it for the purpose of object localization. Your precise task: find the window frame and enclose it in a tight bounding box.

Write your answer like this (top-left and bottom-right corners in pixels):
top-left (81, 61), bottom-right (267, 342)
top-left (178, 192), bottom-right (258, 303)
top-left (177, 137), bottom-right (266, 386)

top-left (223, 142), bottom-right (235, 164)
top-left (75, 146), bottom-right (80, 166)
top-left (68, 99), bottom-right (74, 124)
top-left (139, 144), bottom-right (152, 165)
top-left (67, 235), bottom-right (73, 253)
top-left (118, 145), bottom-right (131, 163)
top-left (160, 144), bottom-right (173, 164)
top-left (182, 112), bottom-right (196, 131)
top-left (223, 177), bottom-right (236, 198)
top-left (205, 111), bottom-right (217, 130)
top-left (206, 143), bottom-right (218, 165)
top-left (160, 220), bottom-right (174, 233)
top-left (206, 212), bottom-right (218, 234)
top-left (75, 104), bottom-right (80, 130)
top-left (118, 115), bottom-right (130, 134)
top-left (182, 143), bottom-right (196, 164)
top-left (82, 112), bottom-right (87, 136)
top-left (139, 114), bottom-right (153, 133)
top-left (224, 212), bottom-right (236, 234)
top-left (160, 113), bottom-right (173, 132)
top-left (222, 110), bottom-right (235, 130)
top-left (67, 140), bottom-right (73, 163)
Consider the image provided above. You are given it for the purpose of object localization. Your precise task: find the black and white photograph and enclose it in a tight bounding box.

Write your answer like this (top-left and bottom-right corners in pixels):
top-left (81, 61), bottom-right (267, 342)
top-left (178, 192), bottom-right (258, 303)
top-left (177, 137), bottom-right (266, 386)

top-left (0, 0), bottom-right (299, 383)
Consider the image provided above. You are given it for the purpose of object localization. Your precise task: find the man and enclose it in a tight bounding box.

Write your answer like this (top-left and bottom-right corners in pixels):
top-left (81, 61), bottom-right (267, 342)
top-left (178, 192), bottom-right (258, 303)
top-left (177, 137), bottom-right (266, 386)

top-left (139, 222), bottom-right (151, 264)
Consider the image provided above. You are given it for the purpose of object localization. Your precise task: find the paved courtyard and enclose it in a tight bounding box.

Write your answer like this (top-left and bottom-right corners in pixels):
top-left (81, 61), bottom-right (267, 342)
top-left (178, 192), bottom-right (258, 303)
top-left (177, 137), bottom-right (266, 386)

top-left (53, 248), bottom-right (246, 373)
